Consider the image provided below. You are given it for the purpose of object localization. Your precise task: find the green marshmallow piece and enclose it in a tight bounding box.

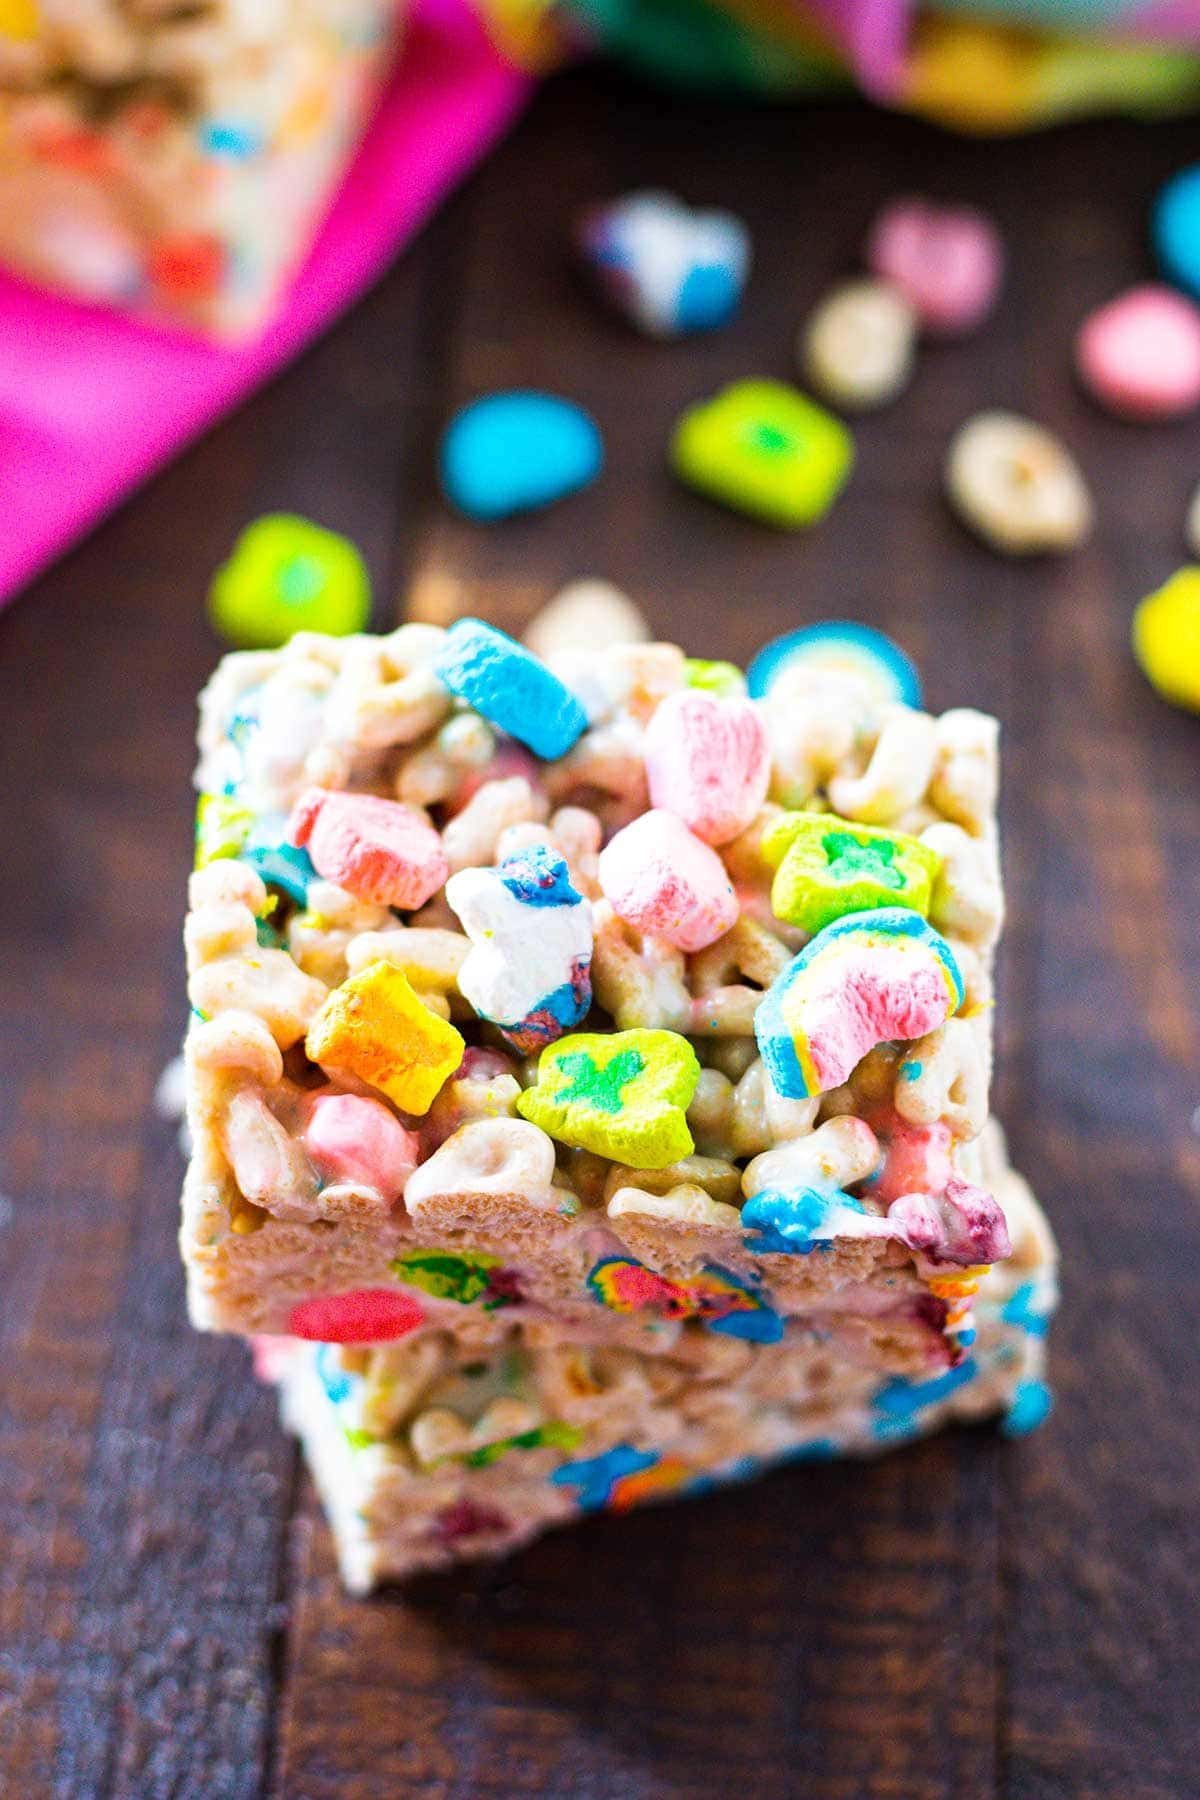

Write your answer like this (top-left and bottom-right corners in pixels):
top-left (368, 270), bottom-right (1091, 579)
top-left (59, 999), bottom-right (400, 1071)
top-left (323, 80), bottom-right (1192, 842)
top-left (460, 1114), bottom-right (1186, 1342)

top-left (194, 792), bottom-right (254, 868)
top-left (764, 811), bottom-right (942, 937)
top-left (208, 513), bottom-right (371, 649)
top-left (671, 379), bottom-right (853, 529)
top-left (516, 1028), bottom-right (700, 1169)
top-left (683, 657), bottom-right (748, 697)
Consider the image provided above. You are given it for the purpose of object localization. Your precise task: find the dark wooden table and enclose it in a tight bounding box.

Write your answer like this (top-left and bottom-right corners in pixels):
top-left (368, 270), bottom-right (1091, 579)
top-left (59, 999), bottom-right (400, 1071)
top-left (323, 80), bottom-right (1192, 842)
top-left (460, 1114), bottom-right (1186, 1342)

top-left (3, 68), bottom-right (1199, 1800)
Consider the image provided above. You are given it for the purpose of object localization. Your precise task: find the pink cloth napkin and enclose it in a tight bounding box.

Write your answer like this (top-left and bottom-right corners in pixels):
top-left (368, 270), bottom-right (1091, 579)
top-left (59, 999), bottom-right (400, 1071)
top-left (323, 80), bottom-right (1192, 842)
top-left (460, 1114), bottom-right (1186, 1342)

top-left (0, 0), bottom-right (531, 610)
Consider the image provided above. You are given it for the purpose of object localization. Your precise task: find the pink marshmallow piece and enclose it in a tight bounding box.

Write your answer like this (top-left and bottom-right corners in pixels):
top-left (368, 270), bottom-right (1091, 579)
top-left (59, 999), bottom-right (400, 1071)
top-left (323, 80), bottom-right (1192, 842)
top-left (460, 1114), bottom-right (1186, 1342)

top-left (869, 1116), bottom-right (954, 1205)
top-left (1076, 284), bottom-right (1200, 421)
top-left (289, 787), bottom-right (449, 909)
top-left (801, 946), bottom-right (958, 1093)
top-left (303, 1092), bottom-right (421, 1202)
top-left (287, 1288), bottom-right (426, 1343)
top-left (866, 196), bottom-right (1003, 337)
top-left (888, 1177), bottom-right (1011, 1267)
top-left (598, 808), bottom-right (739, 952)
top-left (644, 689), bottom-right (771, 845)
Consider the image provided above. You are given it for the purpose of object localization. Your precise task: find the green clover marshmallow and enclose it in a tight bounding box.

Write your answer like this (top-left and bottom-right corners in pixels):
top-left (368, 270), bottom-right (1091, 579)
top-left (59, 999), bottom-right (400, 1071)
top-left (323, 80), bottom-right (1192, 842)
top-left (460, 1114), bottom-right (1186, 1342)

top-left (763, 810), bottom-right (942, 938)
top-left (516, 1029), bottom-right (700, 1169)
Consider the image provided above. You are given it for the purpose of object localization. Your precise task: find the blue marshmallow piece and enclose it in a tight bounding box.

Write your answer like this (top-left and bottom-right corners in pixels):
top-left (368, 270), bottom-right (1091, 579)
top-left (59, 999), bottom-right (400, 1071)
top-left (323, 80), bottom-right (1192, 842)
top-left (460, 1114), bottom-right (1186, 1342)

top-left (1153, 164), bottom-right (1200, 300)
top-left (746, 620), bottom-right (921, 708)
top-left (440, 391), bottom-right (603, 521)
top-left (434, 618), bottom-right (588, 759)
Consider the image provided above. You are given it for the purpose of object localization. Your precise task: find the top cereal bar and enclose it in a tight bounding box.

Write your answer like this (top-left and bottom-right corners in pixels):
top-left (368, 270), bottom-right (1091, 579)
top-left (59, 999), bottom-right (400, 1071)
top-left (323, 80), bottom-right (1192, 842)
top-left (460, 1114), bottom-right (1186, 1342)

top-left (180, 612), bottom-right (1007, 1367)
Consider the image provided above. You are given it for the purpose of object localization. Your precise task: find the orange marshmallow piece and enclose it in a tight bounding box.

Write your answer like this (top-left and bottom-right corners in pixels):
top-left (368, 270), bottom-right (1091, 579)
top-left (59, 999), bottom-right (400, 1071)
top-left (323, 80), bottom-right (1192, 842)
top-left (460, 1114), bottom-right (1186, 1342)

top-left (305, 960), bottom-right (464, 1115)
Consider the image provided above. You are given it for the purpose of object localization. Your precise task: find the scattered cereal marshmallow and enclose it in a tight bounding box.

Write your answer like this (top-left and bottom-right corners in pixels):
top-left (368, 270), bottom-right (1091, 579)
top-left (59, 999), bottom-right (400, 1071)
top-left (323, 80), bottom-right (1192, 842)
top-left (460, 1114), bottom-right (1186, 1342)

top-left (755, 908), bottom-right (964, 1099)
top-left (1153, 162), bottom-right (1200, 300)
top-left (517, 1028), bottom-right (700, 1168)
top-left (801, 278), bottom-right (917, 411)
top-left (598, 810), bottom-right (738, 953)
top-left (643, 688), bottom-right (770, 845)
top-left (1187, 485), bottom-right (1200, 560)
top-left (302, 1093), bottom-right (420, 1203)
top-left (866, 197), bottom-right (1003, 337)
top-left (434, 617), bottom-right (588, 759)
top-left (1076, 285), bottom-right (1200, 421)
top-left (289, 788), bottom-right (448, 910)
top-left (576, 190), bottom-right (750, 338)
top-left (440, 393), bottom-right (602, 522)
top-left (446, 843), bottom-right (594, 1052)
top-left (1132, 565), bottom-right (1200, 713)
top-left (208, 514), bottom-right (370, 649)
top-left (946, 411), bottom-right (1092, 555)
top-left (305, 960), bottom-right (465, 1115)
top-left (671, 379), bottom-right (854, 530)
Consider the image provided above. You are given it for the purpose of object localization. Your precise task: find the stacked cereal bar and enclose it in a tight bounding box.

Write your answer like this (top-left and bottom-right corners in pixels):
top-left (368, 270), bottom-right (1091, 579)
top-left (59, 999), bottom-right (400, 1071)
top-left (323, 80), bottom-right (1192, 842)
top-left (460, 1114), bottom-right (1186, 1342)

top-left (0, 0), bottom-right (402, 336)
top-left (269, 1125), bottom-right (1056, 1589)
top-left (180, 596), bottom-right (1054, 1582)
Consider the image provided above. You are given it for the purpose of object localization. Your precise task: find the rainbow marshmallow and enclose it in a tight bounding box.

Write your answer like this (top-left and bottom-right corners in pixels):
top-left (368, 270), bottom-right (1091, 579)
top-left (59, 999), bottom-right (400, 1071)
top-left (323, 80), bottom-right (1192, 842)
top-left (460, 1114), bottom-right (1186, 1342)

top-left (756, 908), bottom-right (965, 1099)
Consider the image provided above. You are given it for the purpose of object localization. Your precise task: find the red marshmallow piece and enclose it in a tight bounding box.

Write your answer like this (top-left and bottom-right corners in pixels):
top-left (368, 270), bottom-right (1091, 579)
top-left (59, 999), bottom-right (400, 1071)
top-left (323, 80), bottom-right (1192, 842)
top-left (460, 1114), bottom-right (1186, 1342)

top-left (598, 808), bottom-right (739, 952)
top-left (644, 688), bottom-right (770, 845)
top-left (302, 1092), bottom-right (420, 1203)
top-left (1076, 285), bottom-right (1200, 421)
top-left (289, 787), bottom-right (448, 908)
top-left (866, 197), bottom-right (1003, 337)
top-left (287, 1288), bottom-right (426, 1343)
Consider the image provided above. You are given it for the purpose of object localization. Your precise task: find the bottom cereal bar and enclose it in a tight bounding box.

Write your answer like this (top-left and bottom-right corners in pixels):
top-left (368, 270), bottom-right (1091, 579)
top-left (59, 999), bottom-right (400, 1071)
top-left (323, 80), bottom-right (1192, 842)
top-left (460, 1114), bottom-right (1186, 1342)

top-left (268, 1126), bottom-right (1056, 1590)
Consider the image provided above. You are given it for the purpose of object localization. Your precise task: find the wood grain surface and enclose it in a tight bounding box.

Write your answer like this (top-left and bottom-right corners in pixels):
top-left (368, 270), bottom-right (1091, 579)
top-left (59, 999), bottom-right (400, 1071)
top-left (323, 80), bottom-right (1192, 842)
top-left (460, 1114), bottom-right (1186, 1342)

top-left (2, 71), bottom-right (1198, 1800)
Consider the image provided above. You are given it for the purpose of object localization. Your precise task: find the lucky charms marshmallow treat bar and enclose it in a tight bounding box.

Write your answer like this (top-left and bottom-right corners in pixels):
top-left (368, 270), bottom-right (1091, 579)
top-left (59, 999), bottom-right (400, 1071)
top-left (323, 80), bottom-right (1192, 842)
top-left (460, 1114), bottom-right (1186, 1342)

top-left (0, 0), bottom-right (402, 337)
top-left (181, 599), bottom-right (1015, 1397)
top-left (266, 1126), bottom-right (1056, 1590)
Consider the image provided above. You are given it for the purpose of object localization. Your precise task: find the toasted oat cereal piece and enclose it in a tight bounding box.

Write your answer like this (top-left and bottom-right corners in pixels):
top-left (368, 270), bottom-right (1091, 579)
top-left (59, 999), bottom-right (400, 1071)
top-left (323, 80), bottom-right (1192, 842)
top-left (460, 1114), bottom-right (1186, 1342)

top-left (946, 412), bottom-right (1092, 555)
